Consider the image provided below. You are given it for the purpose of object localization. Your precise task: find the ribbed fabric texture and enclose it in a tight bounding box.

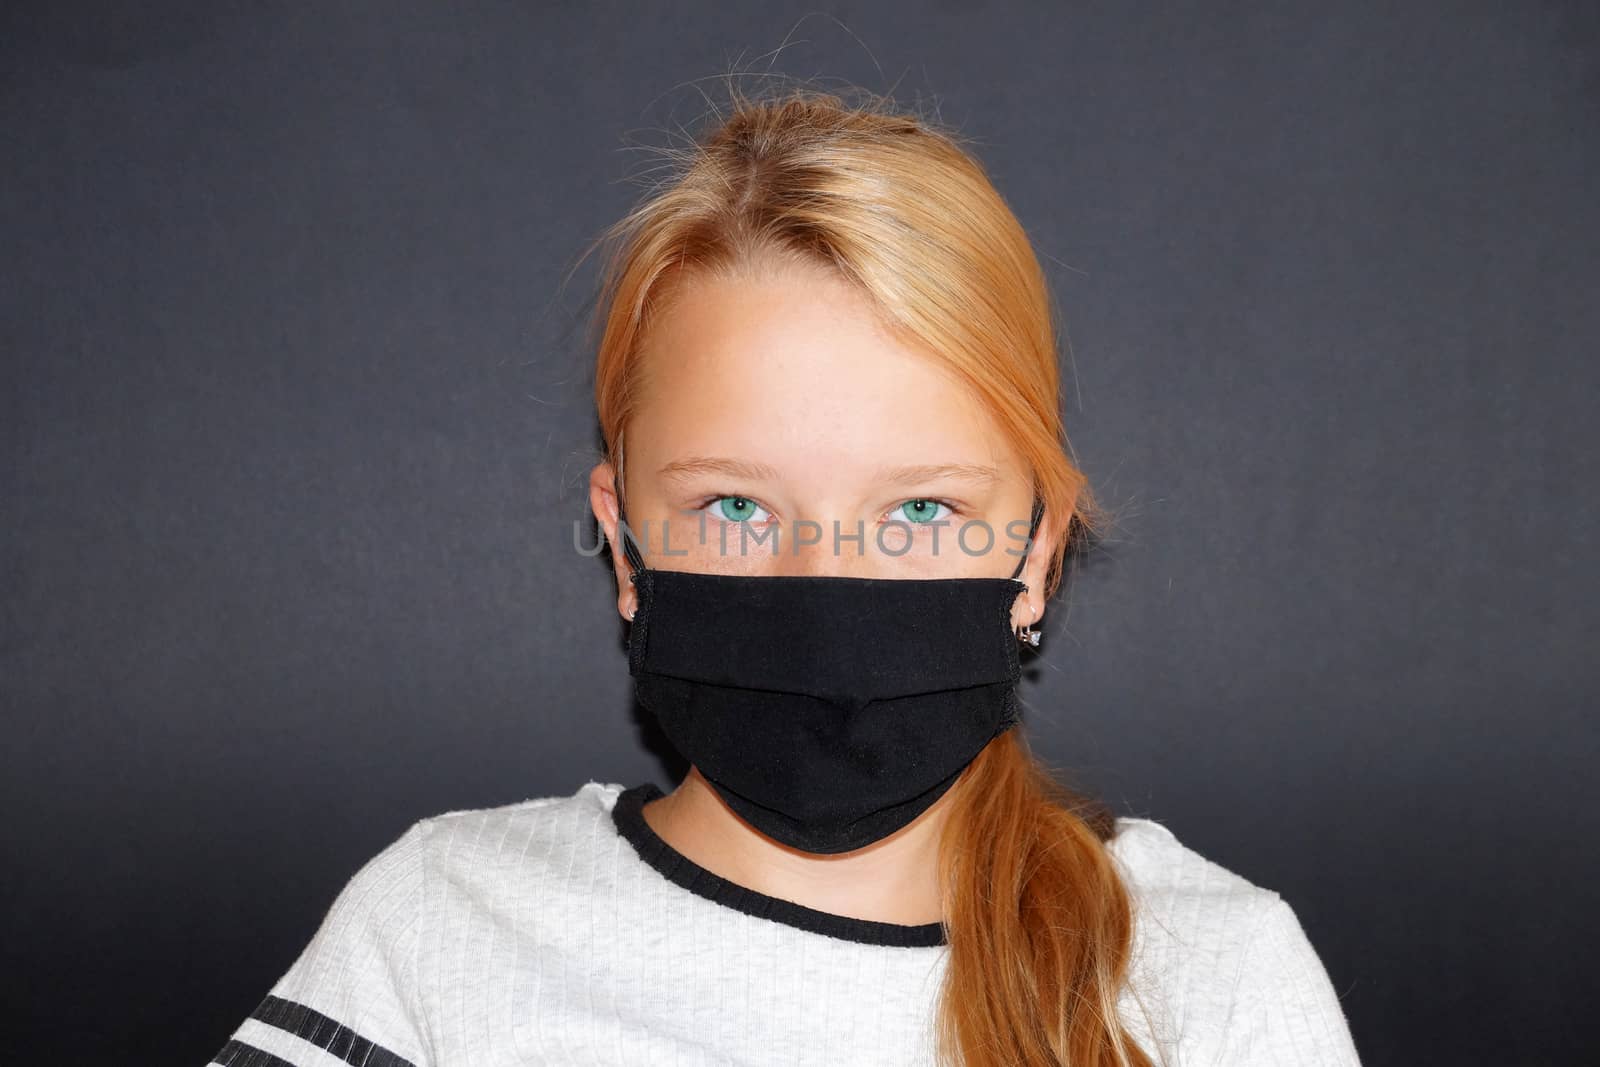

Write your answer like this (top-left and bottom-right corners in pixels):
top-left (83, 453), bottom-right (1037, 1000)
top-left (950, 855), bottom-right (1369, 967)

top-left (207, 781), bottom-right (1363, 1066)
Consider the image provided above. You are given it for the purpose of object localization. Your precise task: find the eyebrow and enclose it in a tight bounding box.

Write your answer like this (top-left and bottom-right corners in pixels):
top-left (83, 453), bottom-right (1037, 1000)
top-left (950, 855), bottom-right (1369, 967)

top-left (876, 462), bottom-right (1003, 488)
top-left (656, 456), bottom-right (1002, 488)
top-left (656, 456), bottom-right (783, 483)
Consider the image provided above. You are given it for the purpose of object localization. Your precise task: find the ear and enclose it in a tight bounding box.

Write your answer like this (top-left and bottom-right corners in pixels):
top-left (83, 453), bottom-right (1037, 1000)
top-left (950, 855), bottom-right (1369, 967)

top-left (588, 461), bottom-right (637, 621)
top-left (1007, 496), bottom-right (1071, 632)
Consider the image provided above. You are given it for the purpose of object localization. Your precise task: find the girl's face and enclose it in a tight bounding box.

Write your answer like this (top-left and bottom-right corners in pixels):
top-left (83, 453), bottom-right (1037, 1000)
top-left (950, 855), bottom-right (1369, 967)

top-left (591, 258), bottom-right (1055, 628)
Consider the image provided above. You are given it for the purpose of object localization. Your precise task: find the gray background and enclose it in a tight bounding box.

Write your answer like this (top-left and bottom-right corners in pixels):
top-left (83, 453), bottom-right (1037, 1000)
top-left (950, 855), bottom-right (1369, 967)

top-left (3, 3), bottom-right (1595, 1063)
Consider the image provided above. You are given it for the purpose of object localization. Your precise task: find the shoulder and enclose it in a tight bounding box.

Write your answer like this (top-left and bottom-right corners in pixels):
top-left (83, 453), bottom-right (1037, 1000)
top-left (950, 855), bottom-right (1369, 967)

top-left (298, 781), bottom-right (628, 939)
top-left (1107, 814), bottom-right (1276, 917)
top-left (399, 780), bottom-right (630, 897)
top-left (1106, 813), bottom-right (1291, 969)
top-left (210, 783), bottom-right (635, 1067)
top-left (412, 779), bottom-right (624, 848)
top-left (1106, 816), bottom-right (1363, 1065)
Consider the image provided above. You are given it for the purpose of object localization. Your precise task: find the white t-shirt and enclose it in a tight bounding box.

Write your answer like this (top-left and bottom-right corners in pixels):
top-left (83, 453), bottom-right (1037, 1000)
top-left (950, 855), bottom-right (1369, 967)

top-left (207, 780), bottom-right (1363, 1066)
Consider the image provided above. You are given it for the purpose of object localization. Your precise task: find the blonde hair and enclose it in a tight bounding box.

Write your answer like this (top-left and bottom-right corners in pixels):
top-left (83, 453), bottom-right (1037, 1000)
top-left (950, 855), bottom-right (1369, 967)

top-left (582, 80), bottom-right (1151, 1067)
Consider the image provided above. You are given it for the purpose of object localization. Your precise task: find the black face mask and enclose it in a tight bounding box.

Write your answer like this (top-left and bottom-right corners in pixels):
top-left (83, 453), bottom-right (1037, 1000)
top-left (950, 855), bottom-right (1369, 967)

top-left (614, 496), bottom-right (1044, 855)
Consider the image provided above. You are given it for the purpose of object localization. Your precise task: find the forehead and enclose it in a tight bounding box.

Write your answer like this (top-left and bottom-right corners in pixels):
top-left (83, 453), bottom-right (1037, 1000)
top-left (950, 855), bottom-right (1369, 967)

top-left (629, 266), bottom-right (1020, 482)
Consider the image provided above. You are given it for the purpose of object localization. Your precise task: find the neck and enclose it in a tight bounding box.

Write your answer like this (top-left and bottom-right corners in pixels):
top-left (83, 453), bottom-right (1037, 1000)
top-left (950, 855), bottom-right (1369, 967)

top-left (640, 766), bottom-right (952, 927)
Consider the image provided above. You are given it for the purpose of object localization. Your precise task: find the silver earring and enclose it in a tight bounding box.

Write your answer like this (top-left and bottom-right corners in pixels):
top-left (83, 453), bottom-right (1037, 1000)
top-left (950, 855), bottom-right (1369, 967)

top-left (1015, 602), bottom-right (1040, 647)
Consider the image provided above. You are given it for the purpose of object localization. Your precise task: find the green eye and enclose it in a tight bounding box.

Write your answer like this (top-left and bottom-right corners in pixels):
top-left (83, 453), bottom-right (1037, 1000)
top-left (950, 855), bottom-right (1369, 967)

top-left (896, 499), bottom-right (952, 524)
top-left (712, 496), bottom-right (767, 523)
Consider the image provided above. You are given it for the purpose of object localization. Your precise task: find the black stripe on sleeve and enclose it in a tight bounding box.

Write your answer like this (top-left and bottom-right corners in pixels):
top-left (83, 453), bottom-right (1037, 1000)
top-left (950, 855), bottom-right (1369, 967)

top-left (248, 994), bottom-right (419, 1067)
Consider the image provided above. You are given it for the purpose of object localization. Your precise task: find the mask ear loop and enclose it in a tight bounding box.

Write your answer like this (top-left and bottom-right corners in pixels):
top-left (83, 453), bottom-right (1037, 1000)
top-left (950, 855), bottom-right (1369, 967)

top-left (611, 480), bottom-right (648, 586)
top-left (1012, 497), bottom-right (1044, 647)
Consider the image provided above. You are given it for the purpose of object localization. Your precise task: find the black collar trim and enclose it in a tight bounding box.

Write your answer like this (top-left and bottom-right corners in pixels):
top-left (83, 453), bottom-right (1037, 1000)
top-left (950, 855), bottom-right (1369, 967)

top-left (609, 782), bottom-right (948, 949)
